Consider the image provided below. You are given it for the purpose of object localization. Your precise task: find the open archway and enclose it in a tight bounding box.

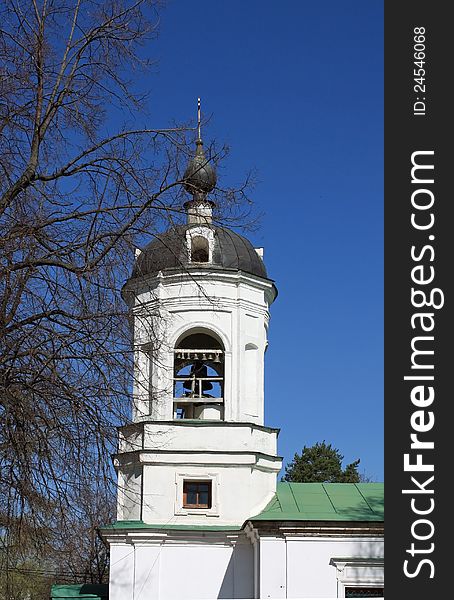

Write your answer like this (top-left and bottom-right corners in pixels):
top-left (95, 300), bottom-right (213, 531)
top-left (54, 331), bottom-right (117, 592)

top-left (173, 330), bottom-right (224, 420)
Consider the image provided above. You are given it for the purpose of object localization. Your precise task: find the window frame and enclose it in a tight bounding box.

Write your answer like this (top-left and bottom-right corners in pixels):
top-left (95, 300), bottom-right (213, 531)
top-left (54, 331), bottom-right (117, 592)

top-left (330, 557), bottom-right (384, 598)
top-left (185, 226), bottom-right (214, 264)
top-left (174, 472), bottom-right (220, 517)
top-left (182, 480), bottom-right (212, 509)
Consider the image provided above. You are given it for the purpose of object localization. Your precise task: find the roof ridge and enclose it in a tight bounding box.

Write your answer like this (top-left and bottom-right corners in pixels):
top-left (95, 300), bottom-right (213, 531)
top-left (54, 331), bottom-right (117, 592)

top-left (287, 481), bottom-right (301, 513)
top-left (354, 483), bottom-right (375, 514)
top-left (322, 483), bottom-right (338, 514)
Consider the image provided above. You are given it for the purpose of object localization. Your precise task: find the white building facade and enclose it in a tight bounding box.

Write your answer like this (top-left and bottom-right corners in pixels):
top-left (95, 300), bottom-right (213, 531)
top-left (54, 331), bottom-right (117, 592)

top-left (98, 134), bottom-right (384, 600)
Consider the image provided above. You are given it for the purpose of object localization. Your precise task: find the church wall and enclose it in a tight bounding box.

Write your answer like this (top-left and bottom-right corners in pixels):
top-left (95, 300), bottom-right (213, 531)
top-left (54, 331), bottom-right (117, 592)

top-left (108, 535), bottom-right (254, 600)
top-left (141, 462), bottom-right (277, 526)
top-left (140, 422), bottom-right (278, 454)
top-left (159, 539), bottom-right (253, 599)
top-left (258, 535), bottom-right (384, 598)
top-left (286, 536), bottom-right (384, 598)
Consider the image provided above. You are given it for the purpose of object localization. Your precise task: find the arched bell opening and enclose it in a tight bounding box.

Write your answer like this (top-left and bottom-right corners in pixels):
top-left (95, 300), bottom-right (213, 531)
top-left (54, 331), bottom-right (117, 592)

top-left (173, 331), bottom-right (224, 421)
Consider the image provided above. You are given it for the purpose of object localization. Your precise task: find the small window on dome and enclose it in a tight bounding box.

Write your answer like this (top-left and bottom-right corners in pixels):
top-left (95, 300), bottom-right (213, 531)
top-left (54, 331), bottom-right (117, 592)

top-left (191, 235), bottom-right (209, 263)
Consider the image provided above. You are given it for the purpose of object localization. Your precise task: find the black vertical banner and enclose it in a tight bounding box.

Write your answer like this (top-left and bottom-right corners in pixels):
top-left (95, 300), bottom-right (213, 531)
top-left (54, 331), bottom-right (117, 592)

top-left (385, 2), bottom-right (451, 598)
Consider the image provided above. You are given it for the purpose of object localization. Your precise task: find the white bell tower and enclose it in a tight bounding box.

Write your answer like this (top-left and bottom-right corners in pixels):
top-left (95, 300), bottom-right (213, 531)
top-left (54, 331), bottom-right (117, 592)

top-left (115, 110), bottom-right (281, 529)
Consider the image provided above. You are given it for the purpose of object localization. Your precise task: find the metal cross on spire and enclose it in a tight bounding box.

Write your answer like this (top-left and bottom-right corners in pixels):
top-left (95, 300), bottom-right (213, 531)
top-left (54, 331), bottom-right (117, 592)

top-left (197, 97), bottom-right (202, 142)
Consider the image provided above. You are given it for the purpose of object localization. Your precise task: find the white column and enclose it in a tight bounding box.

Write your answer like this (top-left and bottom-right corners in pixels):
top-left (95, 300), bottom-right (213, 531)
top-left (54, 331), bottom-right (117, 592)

top-left (232, 536), bottom-right (254, 599)
top-left (109, 544), bottom-right (134, 600)
top-left (151, 348), bottom-right (173, 421)
top-left (133, 543), bottom-right (162, 600)
top-left (259, 537), bottom-right (287, 598)
top-left (253, 537), bottom-right (260, 599)
top-left (133, 347), bottom-right (150, 420)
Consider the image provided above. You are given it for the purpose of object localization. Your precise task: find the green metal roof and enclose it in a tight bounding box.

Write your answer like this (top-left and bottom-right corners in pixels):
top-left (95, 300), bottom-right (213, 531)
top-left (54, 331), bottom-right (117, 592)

top-left (50, 584), bottom-right (108, 599)
top-left (101, 520), bottom-right (242, 532)
top-left (252, 482), bottom-right (384, 522)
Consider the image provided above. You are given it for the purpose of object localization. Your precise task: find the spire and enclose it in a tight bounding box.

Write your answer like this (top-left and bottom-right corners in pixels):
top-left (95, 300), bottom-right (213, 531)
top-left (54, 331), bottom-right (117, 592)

top-left (183, 99), bottom-right (217, 224)
top-left (197, 96), bottom-right (202, 143)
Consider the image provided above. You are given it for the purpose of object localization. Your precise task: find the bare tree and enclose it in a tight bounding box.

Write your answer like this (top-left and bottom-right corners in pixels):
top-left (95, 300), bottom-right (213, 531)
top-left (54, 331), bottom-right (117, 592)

top-left (0, 0), bottom-right (250, 595)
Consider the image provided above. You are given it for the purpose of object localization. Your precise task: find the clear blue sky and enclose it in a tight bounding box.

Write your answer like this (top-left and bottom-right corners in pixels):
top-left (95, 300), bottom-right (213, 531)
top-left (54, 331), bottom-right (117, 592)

top-left (146, 0), bottom-right (384, 480)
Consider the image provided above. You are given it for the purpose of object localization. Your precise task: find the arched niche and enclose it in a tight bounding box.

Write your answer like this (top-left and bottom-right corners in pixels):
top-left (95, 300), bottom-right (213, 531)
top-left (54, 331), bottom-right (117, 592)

top-left (190, 235), bottom-right (210, 263)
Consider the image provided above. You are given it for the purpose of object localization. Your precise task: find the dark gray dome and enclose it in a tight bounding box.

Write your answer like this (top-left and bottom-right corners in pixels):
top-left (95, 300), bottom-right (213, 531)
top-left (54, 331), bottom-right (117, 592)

top-left (131, 225), bottom-right (268, 280)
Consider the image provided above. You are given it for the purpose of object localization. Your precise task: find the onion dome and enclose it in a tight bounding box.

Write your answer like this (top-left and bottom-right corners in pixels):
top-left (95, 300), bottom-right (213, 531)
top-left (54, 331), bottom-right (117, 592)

top-left (125, 99), bottom-right (275, 298)
top-left (183, 139), bottom-right (217, 197)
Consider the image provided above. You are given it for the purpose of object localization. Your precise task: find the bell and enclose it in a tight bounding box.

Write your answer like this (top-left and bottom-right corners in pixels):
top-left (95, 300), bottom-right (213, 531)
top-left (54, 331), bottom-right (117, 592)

top-left (213, 352), bottom-right (221, 363)
top-left (202, 381), bottom-right (213, 392)
top-left (192, 361), bottom-right (213, 394)
top-left (183, 379), bottom-right (193, 392)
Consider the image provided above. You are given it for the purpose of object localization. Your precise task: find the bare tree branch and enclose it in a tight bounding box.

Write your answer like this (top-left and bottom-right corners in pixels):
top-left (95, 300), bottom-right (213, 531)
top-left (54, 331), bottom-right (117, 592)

top-left (0, 2), bottom-right (253, 596)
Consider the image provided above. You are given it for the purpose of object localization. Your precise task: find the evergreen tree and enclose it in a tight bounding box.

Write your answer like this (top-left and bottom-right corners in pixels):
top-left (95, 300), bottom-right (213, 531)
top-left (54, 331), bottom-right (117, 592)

top-left (283, 441), bottom-right (361, 483)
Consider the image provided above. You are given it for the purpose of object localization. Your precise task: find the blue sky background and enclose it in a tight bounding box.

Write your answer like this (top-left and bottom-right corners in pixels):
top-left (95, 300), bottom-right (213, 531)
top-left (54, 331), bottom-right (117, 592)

top-left (146, 0), bottom-right (384, 480)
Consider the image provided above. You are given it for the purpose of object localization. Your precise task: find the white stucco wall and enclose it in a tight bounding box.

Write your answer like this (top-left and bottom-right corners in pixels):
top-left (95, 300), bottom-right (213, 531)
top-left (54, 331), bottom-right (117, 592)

top-left (257, 535), bottom-right (384, 599)
top-left (119, 422), bottom-right (279, 455)
top-left (139, 461), bottom-right (278, 526)
top-left (108, 531), bottom-right (384, 600)
top-left (115, 421), bottom-right (281, 526)
top-left (117, 465), bottom-right (142, 521)
top-left (108, 534), bottom-right (254, 600)
top-left (109, 543), bottom-right (134, 600)
top-left (129, 270), bottom-right (275, 425)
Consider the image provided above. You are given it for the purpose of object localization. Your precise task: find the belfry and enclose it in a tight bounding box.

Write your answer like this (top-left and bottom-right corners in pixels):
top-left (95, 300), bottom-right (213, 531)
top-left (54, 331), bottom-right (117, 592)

top-left (115, 100), bottom-right (281, 523)
top-left (97, 103), bottom-right (384, 600)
